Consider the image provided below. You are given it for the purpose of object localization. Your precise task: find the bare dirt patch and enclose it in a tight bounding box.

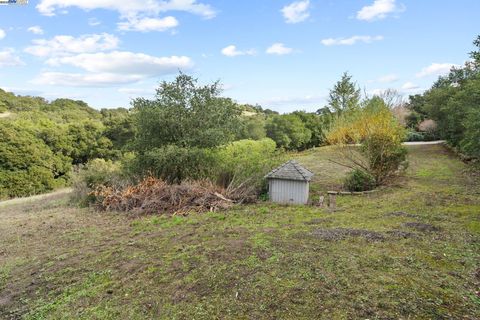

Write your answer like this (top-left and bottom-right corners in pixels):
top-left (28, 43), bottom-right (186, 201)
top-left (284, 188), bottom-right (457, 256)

top-left (307, 228), bottom-right (416, 241)
top-left (310, 228), bottom-right (386, 241)
top-left (403, 222), bottom-right (442, 233)
top-left (304, 218), bottom-right (332, 225)
top-left (386, 211), bottom-right (419, 218)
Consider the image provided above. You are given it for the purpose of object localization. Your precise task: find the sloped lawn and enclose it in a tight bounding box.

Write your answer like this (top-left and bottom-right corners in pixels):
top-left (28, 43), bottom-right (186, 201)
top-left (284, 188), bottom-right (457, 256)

top-left (0, 145), bottom-right (479, 319)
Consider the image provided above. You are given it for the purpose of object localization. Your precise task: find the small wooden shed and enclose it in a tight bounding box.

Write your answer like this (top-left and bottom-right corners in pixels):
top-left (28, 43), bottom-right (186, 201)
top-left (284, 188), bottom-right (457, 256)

top-left (265, 160), bottom-right (314, 205)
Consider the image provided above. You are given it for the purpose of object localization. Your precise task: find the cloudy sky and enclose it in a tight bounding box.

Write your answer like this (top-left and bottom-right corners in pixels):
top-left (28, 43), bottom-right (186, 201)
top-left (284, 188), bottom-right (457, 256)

top-left (0, 0), bottom-right (479, 112)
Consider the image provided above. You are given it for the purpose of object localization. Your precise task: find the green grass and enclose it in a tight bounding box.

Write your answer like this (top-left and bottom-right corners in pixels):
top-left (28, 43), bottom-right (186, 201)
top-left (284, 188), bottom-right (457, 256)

top-left (0, 144), bottom-right (479, 319)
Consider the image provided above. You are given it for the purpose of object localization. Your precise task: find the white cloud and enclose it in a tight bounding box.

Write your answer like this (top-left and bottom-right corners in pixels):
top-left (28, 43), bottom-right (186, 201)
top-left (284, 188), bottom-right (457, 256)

top-left (416, 63), bottom-right (459, 78)
top-left (27, 26), bottom-right (44, 35)
top-left (0, 49), bottom-right (25, 67)
top-left (37, 0), bottom-right (157, 16)
top-left (158, 0), bottom-right (216, 19)
top-left (321, 35), bottom-right (383, 46)
top-left (0, 29), bottom-right (5, 40)
top-left (256, 93), bottom-right (327, 113)
top-left (25, 33), bottom-right (119, 57)
top-left (46, 51), bottom-right (193, 75)
top-left (118, 87), bottom-right (154, 95)
top-left (401, 81), bottom-right (419, 90)
top-left (36, 0), bottom-right (216, 18)
top-left (376, 74), bottom-right (399, 83)
top-left (281, 0), bottom-right (310, 24)
top-left (118, 16), bottom-right (178, 32)
top-left (88, 18), bottom-right (102, 26)
top-left (356, 0), bottom-right (404, 21)
top-left (266, 43), bottom-right (293, 55)
top-left (221, 45), bottom-right (256, 57)
top-left (33, 72), bottom-right (144, 87)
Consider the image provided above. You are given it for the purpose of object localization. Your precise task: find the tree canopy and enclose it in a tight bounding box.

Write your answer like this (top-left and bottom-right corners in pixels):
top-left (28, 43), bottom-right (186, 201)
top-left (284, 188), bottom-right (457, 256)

top-left (132, 74), bottom-right (242, 152)
top-left (405, 34), bottom-right (480, 157)
top-left (327, 72), bottom-right (361, 114)
top-left (0, 91), bottom-right (130, 198)
top-left (265, 114), bottom-right (312, 150)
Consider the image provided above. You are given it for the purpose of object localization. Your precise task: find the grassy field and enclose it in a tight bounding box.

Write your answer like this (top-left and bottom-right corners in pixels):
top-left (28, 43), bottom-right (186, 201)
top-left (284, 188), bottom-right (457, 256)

top-left (1, 145), bottom-right (479, 319)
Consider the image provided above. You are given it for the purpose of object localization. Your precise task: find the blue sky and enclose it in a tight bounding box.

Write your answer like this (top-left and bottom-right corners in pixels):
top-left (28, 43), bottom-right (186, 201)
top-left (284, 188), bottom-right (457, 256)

top-left (0, 0), bottom-right (479, 112)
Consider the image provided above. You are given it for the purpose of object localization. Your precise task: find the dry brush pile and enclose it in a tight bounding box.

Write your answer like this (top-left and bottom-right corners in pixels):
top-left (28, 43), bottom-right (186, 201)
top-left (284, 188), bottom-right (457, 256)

top-left (92, 177), bottom-right (236, 216)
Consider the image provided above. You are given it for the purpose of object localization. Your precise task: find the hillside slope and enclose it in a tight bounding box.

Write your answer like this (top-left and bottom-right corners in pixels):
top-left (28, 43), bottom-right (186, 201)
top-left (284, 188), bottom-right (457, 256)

top-left (0, 145), bottom-right (479, 319)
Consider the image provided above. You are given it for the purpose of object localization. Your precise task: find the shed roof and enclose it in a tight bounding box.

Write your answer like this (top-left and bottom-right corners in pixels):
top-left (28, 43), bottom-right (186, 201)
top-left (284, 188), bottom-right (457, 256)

top-left (265, 160), bottom-right (314, 182)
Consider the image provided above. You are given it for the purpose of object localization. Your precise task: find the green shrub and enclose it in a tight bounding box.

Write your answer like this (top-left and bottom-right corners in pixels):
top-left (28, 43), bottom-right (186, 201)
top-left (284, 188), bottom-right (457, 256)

top-left (460, 108), bottom-right (480, 157)
top-left (118, 139), bottom-right (283, 201)
top-left (76, 159), bottom-right (122, 187)
top-left (328, 97), bottom-right (408, 185)
top-left (406, 131), bottom-right (425, 142)
top-left (344, 169), bottom-right (376, 192)
top-left (361, 133), bottom-right (408, 184)
top-left (132, 145), bottom-right (218, 183)
top-left (71, 159), bottom-right (124, 205)
top-left (0, 122), bottom-right (66, 199)
top-left (423, 130), bottom-right (439, 142)
top-left (0, 168), bottom-right (56, 199)
top-left (76, 139), bottom-right (283, 204)
top-left (215, 138), bottom-right (283, 196)
top-left (265, 114), bottom-right (312, 150)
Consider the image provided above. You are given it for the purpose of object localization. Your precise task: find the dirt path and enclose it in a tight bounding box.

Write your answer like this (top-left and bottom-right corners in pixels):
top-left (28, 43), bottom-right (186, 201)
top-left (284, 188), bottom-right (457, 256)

top-left (0, 188), bottom-right (73, 207)
top-left (403, 140), bottom-right (446, 146)
top-left (351, 140), bottom-right (446, 147)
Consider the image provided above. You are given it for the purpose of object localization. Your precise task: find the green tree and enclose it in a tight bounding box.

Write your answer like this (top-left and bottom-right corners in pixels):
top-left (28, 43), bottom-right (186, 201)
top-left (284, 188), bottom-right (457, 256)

top-left (67, 121), bottom-right (114, 164)
top-left (132, 73), bottom-right (242, 152)
top-left (405, 94), bottom-right (427, 128)
top-left (43, 98), bottom-right (102, 123)
top-left (407, 35), bottom-right (480, 157)
top-left (292, 111), bottom-right (328, 148)
top-left (101, 108), bottom-right (135, 151)
top-left (327, 72), bottom-right (361, 114)
top-left (0, 122), bottom-right (64, 198)
top-left (265, 114), bottom-right (312, 150)
top-left (471, 35), bottom-right (480, 66)
top-left (237, 115), bottom-right (267, 140)
top-left (461, 108), bottom-right (480, 157)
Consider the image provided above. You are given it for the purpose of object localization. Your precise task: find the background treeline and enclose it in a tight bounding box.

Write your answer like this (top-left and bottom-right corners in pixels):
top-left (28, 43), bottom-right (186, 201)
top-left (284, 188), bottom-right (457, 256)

top-left (405, 35), bottom-right (480, 157)
top-left (0, 77), bottom-right (331, 199)
top-left (0, 91), bottom-right (134, 198)
top-left (2, 35), bottom-right (479, 199)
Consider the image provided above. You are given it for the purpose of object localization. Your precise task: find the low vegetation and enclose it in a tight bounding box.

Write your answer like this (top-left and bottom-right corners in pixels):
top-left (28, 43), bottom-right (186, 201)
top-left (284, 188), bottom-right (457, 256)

top-left (0, 145), bottom-right (478, 319)
top-left (93, 177), bottom-right (234, 215)
top-left (343, 168), bottom-right (376, 192)
top-left (327, 95), bottom-right (407, 189)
